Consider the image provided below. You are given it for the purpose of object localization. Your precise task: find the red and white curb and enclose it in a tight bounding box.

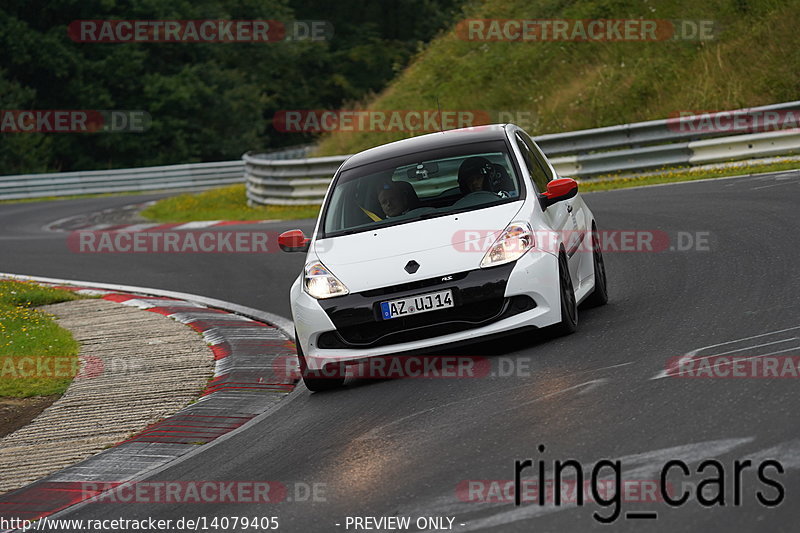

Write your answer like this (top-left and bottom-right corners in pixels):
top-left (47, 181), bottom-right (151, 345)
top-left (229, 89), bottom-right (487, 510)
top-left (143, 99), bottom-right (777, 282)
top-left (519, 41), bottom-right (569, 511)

top-left (0, 274), bottom-right (294, 337)
top-left (0, 274), bottom-right (299, 526)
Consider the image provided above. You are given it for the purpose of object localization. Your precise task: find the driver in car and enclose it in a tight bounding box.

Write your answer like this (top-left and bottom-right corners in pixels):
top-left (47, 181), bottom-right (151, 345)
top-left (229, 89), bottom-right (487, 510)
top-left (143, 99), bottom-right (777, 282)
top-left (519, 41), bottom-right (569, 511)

top-left (457, 157), bottom-right (494, 194)
top-left (378, 182), bottom-right (414, 217)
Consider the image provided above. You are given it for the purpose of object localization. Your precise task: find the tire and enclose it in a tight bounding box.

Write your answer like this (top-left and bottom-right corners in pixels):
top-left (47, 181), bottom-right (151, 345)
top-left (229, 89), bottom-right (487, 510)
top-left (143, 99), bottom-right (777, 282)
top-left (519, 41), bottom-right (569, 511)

top-left (583, 226), bottom-right (609, 308)
top-left (295, 333), bottom-right (345, 392)
top-left (553, 251), bottom-right (578, 335)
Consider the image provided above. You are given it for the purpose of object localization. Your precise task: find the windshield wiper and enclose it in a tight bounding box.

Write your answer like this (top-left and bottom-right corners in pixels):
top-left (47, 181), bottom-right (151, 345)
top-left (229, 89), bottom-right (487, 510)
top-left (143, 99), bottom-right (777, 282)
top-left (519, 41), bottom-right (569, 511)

top-left (324, 227), bottom-right (369, 238)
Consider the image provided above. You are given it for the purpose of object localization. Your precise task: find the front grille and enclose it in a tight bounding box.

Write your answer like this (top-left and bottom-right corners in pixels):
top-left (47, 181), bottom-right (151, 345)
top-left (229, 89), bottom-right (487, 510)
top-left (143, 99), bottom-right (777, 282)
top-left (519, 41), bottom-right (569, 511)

top-left (316, 263), bottom-right (525, 349)
top-left (317, 294), bottom-right (536, 349)
top-left (341, 297), bottom-right (503, 345)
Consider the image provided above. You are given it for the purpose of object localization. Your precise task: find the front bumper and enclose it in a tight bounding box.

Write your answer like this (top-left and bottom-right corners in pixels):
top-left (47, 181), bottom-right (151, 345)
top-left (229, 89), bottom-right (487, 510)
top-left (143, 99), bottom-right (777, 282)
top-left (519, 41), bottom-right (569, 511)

top-left (291, 249), bottom-right (561, 371)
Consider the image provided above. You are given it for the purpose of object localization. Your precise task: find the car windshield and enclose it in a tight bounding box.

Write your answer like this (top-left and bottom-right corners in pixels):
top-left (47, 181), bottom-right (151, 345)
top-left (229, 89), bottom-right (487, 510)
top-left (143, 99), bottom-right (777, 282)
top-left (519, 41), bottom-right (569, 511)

top-left (321, 141), bottom-right (522, 237)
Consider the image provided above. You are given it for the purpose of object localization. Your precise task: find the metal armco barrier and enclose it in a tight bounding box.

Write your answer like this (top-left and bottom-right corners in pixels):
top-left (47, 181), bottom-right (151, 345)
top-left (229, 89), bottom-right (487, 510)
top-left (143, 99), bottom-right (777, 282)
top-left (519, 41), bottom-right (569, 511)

top-left (243, 153), bottom-right (346, 206)
top-left (534, 101), bottom-right (800, 156)
top-left (0, 145), bottom-right (312, 201)
top-left (2, 104), bottom-right (798, 203)
top-left (246, 101), bottom-right (800, 205)
top-left (0, 161), bottom-right (244, 201)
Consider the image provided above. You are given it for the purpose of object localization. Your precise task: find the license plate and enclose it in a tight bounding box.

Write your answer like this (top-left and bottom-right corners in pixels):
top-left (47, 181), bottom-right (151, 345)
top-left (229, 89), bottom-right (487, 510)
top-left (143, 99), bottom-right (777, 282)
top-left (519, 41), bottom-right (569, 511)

top-left (380, 289), bottom-right (454, 320)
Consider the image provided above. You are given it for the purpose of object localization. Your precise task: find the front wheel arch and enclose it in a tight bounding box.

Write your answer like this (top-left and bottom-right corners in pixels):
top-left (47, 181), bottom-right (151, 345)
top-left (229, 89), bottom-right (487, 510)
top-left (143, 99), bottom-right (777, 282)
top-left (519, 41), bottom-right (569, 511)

top-left (552, 248), bottom-right (578, 335)
top-left (583, 221), bottom-right (609, 308)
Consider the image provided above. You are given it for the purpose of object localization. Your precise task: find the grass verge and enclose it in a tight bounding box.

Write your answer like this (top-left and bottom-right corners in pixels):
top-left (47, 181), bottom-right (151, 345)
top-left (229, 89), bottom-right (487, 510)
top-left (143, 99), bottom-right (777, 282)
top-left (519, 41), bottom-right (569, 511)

top-left (315, 0), bottom-right (800, 156)
top-left (0, 281), bottom-right (82, 397)
top-left (139, 184), bottom-right (320, 223)
top-left (139, 161), bottom-right (799, 223)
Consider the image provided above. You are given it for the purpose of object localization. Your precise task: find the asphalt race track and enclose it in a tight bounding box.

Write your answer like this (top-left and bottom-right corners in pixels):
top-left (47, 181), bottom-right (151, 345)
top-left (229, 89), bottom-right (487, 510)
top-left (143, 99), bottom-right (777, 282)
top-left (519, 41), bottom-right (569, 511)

top-left (2, 170), bottom-right (800, 531)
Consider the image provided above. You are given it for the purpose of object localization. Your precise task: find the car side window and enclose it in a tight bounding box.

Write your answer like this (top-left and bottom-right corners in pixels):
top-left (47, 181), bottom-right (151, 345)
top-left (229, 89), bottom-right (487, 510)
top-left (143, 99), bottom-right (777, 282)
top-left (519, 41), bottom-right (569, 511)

top-left (520, 131), bottom-right (554, 183)
top-left (515, 132), bottom-right (550, 193)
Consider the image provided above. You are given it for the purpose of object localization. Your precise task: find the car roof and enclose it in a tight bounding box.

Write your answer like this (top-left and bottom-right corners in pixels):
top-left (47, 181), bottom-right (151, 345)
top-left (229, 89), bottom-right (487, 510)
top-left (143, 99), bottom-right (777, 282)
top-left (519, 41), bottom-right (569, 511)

top-left (341, 124), bottom-right (510, 171)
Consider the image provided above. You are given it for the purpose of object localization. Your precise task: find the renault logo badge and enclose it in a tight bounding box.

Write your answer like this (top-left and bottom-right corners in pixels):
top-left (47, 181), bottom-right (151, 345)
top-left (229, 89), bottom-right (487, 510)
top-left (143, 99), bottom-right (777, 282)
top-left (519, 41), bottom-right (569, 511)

top-left (405, 260), bottom-right (420, 274)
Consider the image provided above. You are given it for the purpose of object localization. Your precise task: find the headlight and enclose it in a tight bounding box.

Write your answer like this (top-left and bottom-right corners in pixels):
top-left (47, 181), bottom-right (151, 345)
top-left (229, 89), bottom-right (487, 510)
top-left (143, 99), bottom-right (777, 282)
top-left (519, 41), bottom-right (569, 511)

top-left (480, 222), bottom-right (534, 268)
top-left (304, 261), bottom-right (349, 299)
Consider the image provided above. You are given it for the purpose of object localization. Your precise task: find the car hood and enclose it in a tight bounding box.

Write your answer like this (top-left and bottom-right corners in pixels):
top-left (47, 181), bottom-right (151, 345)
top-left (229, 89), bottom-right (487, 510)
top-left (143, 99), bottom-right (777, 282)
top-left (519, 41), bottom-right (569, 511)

top-left (313, 202), bottom-right (523, 293)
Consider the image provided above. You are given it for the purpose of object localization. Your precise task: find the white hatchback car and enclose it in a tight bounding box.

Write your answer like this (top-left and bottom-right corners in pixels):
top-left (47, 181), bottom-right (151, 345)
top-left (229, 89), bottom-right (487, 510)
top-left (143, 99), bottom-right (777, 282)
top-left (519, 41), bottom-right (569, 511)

top-left (279, 124), bottom-right (607, 390)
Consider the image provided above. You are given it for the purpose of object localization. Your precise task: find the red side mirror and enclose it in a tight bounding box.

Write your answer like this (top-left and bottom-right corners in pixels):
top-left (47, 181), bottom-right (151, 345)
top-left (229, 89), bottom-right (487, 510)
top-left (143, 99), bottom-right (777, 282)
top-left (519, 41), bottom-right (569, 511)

top-left (541, 178), bottom-right (578, 207)
top-left (278, 230), bottom-right (310, 253)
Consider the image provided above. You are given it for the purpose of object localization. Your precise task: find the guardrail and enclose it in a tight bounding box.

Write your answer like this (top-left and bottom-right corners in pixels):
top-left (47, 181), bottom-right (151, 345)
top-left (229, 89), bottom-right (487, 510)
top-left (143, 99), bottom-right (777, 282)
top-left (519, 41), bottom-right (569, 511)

top-left (243, 153), bottom-right (345, 205)
top-left (549, 129), bottom-right (800, 176)
top-left (246, 102), bottom-right (800, 205)
top-left (2, 104), bottom-right (798, 203)
top-left (534, 100), bottom-right (800, 156)
top-left (0, 161), bottom-right (244, 201)
top-left (0, 145), bottom-right (311, 201)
